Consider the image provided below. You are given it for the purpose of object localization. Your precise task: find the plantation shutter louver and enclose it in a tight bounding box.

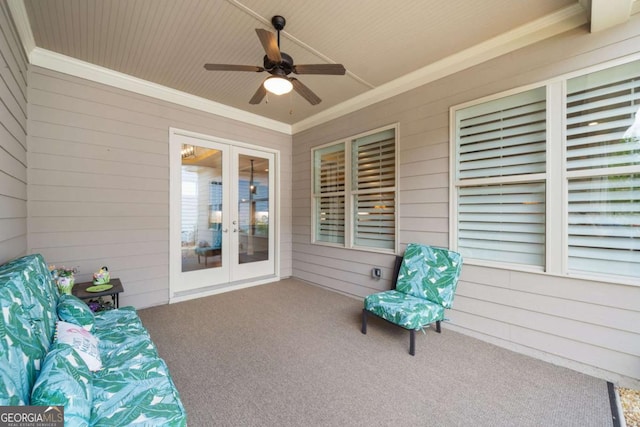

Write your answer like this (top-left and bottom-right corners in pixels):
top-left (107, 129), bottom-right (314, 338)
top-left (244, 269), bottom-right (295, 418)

top-left (566, 61), bottom-right (640, 170)
top-left (457, 183), bottom-right (546, 265)
top-left (314, 144), bottom-right (346, 244)
top-left (567, 175), bottom-right (639, 278)
top-left (566, 60), bottom-right (640, 279)
top-left (457, 87), bottom-right (546, 179)
top-left (455, 87), bottom-right (547, 266)
top-left (352, 129), bottom-right (396, 250)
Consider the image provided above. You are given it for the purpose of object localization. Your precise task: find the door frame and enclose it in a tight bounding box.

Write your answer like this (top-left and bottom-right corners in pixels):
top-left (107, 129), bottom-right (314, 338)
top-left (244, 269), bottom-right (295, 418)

top-left (168, 127), bottom-right (280, 303)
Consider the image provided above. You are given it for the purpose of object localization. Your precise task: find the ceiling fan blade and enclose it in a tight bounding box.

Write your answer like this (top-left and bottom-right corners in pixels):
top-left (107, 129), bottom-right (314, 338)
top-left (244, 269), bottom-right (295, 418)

top-left (249, 84), bottom-right (267, 105)
top-left (290, 78), bottom-right (321, 105)
top-left (204, 64), bottom-right (264, 72)
top-left (255, 29), bottom-right (282, 63)
top-left (293, 64), bottom-right (346, 75)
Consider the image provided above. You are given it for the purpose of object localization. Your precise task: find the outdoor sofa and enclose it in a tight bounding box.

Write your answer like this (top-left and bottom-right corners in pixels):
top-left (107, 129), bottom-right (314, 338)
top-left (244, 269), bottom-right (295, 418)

top-left (0, 253), bottom-right (187, 426)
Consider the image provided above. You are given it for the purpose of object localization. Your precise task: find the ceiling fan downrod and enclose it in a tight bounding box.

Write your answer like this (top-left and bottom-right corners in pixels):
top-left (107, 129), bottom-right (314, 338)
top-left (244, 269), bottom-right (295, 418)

top-left (271, 15), bottom-right (286, 48)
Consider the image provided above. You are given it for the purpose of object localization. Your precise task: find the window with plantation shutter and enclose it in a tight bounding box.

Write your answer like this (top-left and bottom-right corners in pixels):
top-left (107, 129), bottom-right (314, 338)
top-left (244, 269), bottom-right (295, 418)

top-left (312, 126), bottom-right (397, 252)
top-left (566, 61), bottom-right (640, 171)
top-left (352, 129), bottom-right (396, 250)
top-left (452, 57), bottom-right (640, 284)
top-left (314, 144), bottom-right (346, 244)
top-left (458, 182), bottom-right (546, 266)
top-left (454, 87), bottom-right (547, 267)
top-left (567, 175), bottom-right (639, 278)
top-left (565, 60), bottom-right (640, 279)
top-left (457, 88), bottom-right (547, 179)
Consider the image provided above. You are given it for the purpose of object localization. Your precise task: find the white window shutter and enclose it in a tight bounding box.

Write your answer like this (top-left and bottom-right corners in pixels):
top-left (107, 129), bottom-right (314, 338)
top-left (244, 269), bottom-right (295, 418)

top-left (567, 175), bottom-right (640, 278)
top-left (316, 196), bottom-right (346, 244)
top-left (455, 87), bottom-right (547, 267)
top-left (314, 144), bottom-right (346, 244)
top-left (567, 61), bottom-right (640, 171)
top-left (352, 129), bottom-right (396, 250)
top-left (457, 88), bottom-right (546, 180)
top-left (566, 60), bottom-right (640, 280)
top-left (458, 182), bottom-right (546, 266)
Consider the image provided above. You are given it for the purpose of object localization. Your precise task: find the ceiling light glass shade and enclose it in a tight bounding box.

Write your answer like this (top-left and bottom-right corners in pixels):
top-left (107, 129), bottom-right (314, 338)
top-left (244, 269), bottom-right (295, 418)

top-left (263, 76), bottom-right (293, 95)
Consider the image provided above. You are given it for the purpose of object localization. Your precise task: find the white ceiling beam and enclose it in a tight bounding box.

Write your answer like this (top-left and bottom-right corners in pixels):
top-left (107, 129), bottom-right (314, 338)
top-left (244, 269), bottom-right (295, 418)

top-left (588, 0), bottom-right (634, 32)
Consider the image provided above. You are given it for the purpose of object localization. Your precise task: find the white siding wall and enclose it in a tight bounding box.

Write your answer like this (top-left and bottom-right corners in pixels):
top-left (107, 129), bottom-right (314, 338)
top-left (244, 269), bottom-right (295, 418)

top-left (27, 66), bottom-right (292, 308)
top-left (0, 3), bottom-right (28, 264)
top-left (292, 17), bottom-right (640, 387)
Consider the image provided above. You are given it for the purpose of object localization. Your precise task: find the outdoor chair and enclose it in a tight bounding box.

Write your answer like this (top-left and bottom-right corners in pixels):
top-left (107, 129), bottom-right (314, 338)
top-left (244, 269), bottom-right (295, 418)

top-left (361, 243), bottom-right (463, 355)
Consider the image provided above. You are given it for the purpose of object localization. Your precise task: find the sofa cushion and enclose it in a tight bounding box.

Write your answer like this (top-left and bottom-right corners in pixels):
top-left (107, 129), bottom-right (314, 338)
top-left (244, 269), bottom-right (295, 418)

top-left (31, 342), bottom-right (93, 426)
top-left (0, 344), bottom-right (33, 405)
top-left (55, 321), bottom-right (102, 371)
top-left (90, 307), bottom-right (187, 426)
top-left (91, 357), bottom-right (187, 427)
top-left (57, 294), bottom-right (95, 331)
top-left (0, 254), bottom-right (59, 405)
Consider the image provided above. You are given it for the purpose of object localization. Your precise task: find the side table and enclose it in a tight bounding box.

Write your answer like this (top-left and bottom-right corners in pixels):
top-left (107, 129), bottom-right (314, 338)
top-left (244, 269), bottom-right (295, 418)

top-left (72, 278), bottom-right (124, 309)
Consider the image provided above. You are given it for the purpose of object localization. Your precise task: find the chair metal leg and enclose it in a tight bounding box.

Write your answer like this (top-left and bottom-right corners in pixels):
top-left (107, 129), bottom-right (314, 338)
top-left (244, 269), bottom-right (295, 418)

top-left (361, 309), bottom-right (367, 334)
top-left (409, 329), bottom-right (415, 355)
top-left (436, 320), bottom-right (441, 333)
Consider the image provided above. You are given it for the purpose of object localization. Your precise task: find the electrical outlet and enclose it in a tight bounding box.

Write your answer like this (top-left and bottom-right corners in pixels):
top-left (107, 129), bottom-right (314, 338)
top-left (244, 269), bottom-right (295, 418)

top-left (372, 267), bottom-right (382, 279)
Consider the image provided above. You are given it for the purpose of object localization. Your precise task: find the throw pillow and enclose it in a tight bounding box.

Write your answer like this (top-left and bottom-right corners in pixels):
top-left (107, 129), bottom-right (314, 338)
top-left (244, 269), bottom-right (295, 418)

top-left (57, 294), bottom-right (95, 331)
top-left (55, 321), bottom-right (102, 371)
top-left (31, 342), bottom-right (93, 426)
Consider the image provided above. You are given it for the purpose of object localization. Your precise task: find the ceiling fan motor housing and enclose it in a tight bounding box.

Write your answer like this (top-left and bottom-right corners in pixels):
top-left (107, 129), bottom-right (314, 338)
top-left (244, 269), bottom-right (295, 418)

top-left (263, 52), bottom-right (294, 75)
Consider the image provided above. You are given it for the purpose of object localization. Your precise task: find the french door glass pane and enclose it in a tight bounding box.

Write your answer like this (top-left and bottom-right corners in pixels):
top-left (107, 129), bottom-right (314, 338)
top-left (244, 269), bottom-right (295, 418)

top-left (181, 144), bottom-right (223, 272)
top-left (238, 155), bottom-right (269, 264)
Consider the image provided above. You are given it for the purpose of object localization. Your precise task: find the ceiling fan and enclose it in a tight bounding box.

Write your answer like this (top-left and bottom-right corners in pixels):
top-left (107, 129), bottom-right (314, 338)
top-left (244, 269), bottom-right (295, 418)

top-left (204, 15), bottom-right (346, 106)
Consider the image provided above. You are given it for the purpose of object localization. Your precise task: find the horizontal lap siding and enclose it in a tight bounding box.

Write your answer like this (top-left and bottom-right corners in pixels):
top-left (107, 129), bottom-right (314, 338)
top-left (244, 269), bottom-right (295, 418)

top-left (28, 66), bottom-right (291, 308)
top-left (0, 4), bottom-right (28, 264)
top-left (291, 16), bottom-right (640, 387)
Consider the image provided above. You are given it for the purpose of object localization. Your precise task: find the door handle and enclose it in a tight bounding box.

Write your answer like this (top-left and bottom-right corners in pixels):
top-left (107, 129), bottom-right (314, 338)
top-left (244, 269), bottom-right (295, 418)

top-left (223, 228), bottom-right (229, 233)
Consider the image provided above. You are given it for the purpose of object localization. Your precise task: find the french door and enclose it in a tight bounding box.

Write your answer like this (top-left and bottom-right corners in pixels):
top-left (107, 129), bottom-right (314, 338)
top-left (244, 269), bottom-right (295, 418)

top-left (170, 131), bottom-right (276, 299)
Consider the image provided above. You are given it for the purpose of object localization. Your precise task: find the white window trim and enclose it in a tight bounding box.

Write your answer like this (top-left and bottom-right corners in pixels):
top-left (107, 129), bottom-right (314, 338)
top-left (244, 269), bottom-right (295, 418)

top-left (311, 124), bottom-right (399, 254)
top-left (449, 53), bottom-right (640, 287)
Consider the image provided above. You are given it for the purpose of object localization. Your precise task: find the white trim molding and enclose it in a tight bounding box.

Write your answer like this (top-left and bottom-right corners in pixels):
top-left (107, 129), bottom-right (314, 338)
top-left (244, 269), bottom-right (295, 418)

top-left (29, 48), bottom-right (292, 135)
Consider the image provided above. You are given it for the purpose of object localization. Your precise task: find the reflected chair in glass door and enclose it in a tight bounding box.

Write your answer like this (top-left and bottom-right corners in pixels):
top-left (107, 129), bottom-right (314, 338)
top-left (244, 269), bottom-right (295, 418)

top-left (195, 228), bottom-right (222, 266)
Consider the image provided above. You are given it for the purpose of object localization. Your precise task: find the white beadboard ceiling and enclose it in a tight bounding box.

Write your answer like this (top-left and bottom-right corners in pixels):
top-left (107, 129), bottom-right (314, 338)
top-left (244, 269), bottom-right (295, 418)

top-left (12, 0), bottom-right (636, 131)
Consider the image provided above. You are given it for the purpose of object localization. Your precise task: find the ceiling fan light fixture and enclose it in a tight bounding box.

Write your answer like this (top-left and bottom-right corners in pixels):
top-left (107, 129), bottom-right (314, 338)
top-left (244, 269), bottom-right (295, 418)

top-left (263, 76), bottom-right (293, 95)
